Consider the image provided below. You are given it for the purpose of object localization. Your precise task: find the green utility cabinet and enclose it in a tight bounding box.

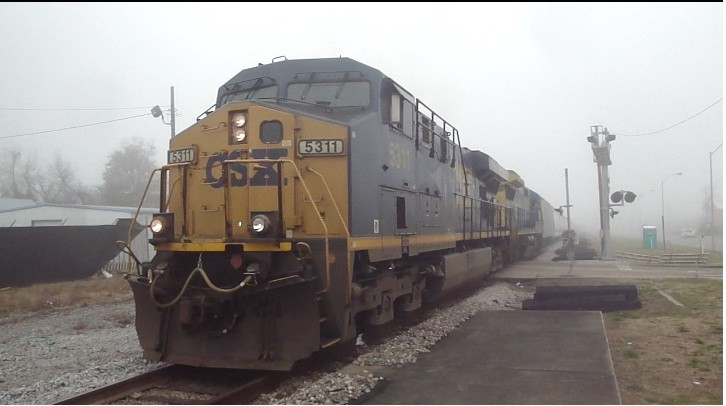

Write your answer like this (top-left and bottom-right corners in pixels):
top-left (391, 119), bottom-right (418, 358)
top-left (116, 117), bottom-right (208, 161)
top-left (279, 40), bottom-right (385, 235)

top-left (643, 226), bottom-right (658, 249)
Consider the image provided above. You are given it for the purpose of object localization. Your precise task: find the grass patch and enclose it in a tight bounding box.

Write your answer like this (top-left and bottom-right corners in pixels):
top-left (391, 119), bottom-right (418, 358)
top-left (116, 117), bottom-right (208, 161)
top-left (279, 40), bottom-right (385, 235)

top-left (0, 277), bottom-right (132, 318)
top-left (665, 394), bottom-right (701, 405)
top-left (603, 278), bottom-right (722, 405)
top-left (623, 349), bottom-right (638, 359)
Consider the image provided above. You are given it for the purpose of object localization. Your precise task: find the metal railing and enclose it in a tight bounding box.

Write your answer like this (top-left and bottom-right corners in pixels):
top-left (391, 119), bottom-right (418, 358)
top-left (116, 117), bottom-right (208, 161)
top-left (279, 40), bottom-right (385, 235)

top-left (615, 251), bottom-right (710, 266)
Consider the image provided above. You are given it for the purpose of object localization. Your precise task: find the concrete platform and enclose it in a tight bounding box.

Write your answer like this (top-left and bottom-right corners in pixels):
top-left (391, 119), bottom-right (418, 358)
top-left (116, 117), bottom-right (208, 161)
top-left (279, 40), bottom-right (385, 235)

top-left (357, 310), bottom-right (620, 405)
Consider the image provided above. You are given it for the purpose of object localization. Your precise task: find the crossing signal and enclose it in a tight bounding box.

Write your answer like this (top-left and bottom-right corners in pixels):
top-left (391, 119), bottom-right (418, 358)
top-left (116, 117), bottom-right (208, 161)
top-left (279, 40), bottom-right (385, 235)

top-left (611, 190), bottom-right (636, 204)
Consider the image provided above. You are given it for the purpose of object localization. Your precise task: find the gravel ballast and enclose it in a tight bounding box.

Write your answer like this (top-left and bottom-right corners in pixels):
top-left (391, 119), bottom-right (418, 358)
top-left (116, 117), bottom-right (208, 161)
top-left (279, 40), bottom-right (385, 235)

top-left (0, 282), bottom-right (531, 405)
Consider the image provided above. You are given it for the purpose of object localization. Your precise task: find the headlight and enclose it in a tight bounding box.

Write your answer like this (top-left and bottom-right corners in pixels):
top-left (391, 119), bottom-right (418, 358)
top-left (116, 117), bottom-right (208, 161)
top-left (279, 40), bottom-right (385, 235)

top-left (150, 218), bottom-right (165, 233)
top-left (148, 213), bottom-right (174, 244)
top-left (233, 128), bottom-right (247, 142)
top-left (233, 115), bottom-right (246, 128)
top-left (231, 111), bottom-right (248, 144)
top-left (251, 214), bottom-right (271, 234)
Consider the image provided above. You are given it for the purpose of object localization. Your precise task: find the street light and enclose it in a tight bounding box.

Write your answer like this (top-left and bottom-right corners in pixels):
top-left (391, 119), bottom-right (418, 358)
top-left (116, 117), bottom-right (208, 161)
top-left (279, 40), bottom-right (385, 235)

top-left (151, 86), bottom-right (176, 138)
top-left (661, 172), bottom-right (683, 252)
top-left (710, 143), bottom-right (723, 251)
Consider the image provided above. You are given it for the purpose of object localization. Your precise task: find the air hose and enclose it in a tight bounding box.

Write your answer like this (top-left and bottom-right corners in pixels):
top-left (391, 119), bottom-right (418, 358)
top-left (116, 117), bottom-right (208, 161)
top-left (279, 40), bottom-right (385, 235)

top-left (150, 268), bottom-right (252, 309)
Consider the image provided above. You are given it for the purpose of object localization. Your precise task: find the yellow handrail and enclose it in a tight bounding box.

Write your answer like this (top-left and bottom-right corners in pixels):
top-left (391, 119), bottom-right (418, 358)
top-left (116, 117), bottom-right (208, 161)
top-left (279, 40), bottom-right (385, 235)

top-left (127, 162), bottom-right (190, 266)
top-left (128, 167), bottom-right (163, 247)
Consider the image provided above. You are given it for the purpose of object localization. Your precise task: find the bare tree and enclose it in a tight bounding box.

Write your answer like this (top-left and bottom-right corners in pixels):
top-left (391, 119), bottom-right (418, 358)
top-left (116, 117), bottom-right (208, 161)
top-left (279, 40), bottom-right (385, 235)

top-left (0, 149), bottom-right (95, 204)
top-left (44, 153), bottom-right (97, 204)
top-left (99, 138), bottom-right (160, 207)
top-left (0, 149), bottom-right (41, 201)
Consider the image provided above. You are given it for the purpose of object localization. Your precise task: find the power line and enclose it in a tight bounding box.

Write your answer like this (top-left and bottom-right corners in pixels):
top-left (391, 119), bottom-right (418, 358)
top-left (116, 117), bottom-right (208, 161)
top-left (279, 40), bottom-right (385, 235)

top-left (0, 113), bottom-right (152, 140)
top-left (615, 98), bottom-right (723, 137)
top-left (0, 106), bottom-right (166, 111)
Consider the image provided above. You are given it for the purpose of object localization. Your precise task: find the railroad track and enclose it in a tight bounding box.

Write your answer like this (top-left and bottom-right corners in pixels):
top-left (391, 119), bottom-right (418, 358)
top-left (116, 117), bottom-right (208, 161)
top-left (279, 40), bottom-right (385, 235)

top-left (55, 364), bottom-right (281, 405)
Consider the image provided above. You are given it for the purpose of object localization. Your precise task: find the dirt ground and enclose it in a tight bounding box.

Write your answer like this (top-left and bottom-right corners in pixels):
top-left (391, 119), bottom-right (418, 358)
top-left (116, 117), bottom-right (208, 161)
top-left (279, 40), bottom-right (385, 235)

top-left (601, 279), bottom-right (722, 404)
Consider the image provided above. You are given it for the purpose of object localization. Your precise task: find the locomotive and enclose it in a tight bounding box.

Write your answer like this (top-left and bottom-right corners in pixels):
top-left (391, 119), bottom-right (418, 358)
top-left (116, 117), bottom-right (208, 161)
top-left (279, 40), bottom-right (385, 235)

top-left (126, 57), bottom-right (559, 370)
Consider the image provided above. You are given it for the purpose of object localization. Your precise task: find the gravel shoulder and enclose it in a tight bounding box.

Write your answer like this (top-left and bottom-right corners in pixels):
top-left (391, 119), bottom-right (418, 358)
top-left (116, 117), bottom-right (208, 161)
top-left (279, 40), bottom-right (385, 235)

top-left (0, 301), bottom-right (162, 404)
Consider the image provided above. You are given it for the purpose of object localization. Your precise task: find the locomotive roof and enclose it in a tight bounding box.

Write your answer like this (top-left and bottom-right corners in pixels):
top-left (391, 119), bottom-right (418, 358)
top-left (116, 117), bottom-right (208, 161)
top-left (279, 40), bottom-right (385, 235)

top-left (217, 57), bottom-right (387, 108)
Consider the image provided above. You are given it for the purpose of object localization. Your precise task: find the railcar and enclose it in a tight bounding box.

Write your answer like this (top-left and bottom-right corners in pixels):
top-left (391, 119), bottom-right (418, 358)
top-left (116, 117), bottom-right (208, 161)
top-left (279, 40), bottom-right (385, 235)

top-left (126, 57), bottom-right (560, 370)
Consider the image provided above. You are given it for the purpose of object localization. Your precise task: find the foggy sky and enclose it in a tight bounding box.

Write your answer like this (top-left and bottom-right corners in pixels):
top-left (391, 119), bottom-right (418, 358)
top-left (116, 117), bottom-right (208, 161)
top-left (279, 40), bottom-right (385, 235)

top-left (0, 2), bottom-right (722, 239)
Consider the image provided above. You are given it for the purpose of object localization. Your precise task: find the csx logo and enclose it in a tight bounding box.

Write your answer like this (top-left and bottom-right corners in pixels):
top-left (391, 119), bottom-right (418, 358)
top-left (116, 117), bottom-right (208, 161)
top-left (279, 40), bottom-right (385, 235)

top-left (205, 148), bottom-right (288, 188)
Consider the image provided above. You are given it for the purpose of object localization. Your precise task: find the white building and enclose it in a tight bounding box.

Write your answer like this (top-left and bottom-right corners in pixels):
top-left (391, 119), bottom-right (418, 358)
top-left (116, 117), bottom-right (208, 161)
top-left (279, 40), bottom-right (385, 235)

top-left (0, 198), bottom-right (156, 270)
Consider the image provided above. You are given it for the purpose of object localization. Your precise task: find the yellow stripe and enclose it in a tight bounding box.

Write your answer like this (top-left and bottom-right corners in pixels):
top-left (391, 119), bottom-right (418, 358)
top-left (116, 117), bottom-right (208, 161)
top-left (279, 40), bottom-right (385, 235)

top-left (348, 231), bottom-right (511, 251)
top-left (156, 241), bottom-right (292, 252)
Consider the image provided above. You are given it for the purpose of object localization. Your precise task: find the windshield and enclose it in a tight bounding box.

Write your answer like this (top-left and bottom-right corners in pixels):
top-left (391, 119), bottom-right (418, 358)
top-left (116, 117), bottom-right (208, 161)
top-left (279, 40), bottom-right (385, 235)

top-left (286, 81), bottom-right (370, 108)
top-left (220, 85), bottom-right (278, 105)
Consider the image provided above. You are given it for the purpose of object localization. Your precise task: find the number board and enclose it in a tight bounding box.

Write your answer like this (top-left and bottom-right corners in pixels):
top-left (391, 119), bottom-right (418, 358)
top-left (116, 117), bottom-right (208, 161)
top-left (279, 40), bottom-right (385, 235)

top-left (298, 139), bottom-right (344, 155)
top-left (168, 147), bottom-right (196, 164)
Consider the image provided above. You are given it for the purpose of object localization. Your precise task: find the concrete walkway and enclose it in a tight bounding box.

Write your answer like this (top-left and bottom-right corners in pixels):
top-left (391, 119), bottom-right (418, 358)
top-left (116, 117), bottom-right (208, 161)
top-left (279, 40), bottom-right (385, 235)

top-left (358, 310), bottom-right (621, 405)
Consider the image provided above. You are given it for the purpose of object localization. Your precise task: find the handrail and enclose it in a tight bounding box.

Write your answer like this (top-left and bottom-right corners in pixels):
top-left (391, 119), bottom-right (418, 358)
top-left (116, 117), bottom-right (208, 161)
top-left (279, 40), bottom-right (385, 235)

top-left (165, 175), bottom-right (180, 212)
top-left (128, 167), bottom-right (163, 247)
top-left (223, 158), bottom-right (333, 294)
top-left (127, 162), bottom-right (192, 266)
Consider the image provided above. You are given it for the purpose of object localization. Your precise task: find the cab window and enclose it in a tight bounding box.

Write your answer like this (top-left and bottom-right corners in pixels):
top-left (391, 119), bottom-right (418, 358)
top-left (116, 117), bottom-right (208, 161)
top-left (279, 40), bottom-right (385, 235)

top-left (260, 120), bottom-right (283, 144)
top-left (387, 91), bottom-right (414, 139)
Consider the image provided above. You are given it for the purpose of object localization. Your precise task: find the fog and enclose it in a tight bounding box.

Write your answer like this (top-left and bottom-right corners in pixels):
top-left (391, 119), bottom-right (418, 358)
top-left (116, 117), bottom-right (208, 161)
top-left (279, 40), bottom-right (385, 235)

top-left (0, 3), bottom-right (722, 240)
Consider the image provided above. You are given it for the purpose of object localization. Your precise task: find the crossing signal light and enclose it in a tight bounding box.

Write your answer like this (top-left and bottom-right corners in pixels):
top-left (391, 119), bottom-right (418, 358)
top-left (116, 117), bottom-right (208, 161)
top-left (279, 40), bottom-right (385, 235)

top-left (624, 191), bottom-right (636, 203)
top-left (611, 191), bottom-right (622, 203)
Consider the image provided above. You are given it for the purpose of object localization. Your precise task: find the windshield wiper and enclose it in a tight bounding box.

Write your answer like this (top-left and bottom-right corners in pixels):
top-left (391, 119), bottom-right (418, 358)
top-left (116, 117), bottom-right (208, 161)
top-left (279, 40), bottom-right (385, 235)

top-left (257, 97), bottom-right (333, 112)
top-left (328, 105), bottom-right (366, 112)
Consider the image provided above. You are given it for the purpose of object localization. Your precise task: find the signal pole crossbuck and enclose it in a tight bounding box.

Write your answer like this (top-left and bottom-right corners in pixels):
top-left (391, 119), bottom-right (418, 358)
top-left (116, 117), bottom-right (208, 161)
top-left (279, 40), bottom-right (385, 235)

top-left (587, 126), bottom-right (637, 258)
top-left (588, 125), bottom-right (615, 258)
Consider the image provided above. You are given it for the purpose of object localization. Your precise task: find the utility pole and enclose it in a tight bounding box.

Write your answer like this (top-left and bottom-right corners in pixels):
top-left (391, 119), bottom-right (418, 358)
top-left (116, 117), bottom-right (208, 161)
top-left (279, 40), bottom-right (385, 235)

top-left (661, 172), bottom-right (682, 252)
top-left (587, 125), bottom-right (615, 259)
top-left (710, 143), bottom-right (722, 251)
top-left (565, 168), bottom-right (573, 260)
top-left (150, 86), bottom-right (176, 138)
top-left (170, 86), bottom-right (176, 138)
top-left (565, 168), bottom-right (572, 235)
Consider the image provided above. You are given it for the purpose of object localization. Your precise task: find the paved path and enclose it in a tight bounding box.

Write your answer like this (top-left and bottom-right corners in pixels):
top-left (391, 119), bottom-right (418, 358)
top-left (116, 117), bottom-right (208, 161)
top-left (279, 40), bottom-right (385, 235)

top-left (357, 311), bottom-right (620, 405)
